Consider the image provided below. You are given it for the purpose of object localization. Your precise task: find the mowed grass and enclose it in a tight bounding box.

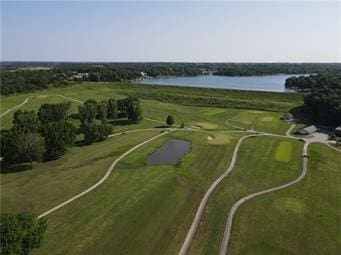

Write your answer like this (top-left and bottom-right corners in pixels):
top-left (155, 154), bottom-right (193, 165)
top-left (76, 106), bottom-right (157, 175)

top-left (1, 83), bottom-right (292, 134)
top-left (1, 130), bottom-right (160, 214)
top-left (25, 130), bottom-right (243, 255)
top-left (275, 141), bottom-right (292, 163)
top-left (188, 136), bottom-right (303, 255)
top-left (226, 143), bottom-right (341, 255)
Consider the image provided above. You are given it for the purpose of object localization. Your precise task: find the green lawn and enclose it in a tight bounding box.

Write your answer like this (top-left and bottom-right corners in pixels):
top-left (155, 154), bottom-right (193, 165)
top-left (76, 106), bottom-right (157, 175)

top-left (188, 136), bottom-right (303, 255)
top-left (227, 143), bottom-right (341, 255)
top-left (19, 130), bottom-right (242, 255)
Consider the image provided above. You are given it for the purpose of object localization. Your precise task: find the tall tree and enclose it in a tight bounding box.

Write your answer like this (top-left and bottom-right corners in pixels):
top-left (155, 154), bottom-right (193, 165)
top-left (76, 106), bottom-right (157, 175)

top-left (38, 102), bottom-right (71, 124)
top-left (96, 100), bottom-right (108, 122)
top-left (12, 110), bottom-right (40, 134)
top-left (15, 133), bottom-right (45, 166)
top-left (107, 98), bottom-right (118, 119)
top-left (166, 115), bottom-right (175, 126)
top-left (126, 97), bottom-right (142, 123)
top-left (41, 121), bottom-right (77, 160)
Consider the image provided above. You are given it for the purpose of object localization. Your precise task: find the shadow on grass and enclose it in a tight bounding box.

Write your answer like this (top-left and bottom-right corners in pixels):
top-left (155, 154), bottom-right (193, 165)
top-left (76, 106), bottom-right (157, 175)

top-left (1, 163), bottom-right (33, 174)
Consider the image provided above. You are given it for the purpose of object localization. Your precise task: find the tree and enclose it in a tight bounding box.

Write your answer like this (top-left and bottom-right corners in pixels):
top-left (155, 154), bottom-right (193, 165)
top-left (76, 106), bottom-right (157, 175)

top-left (12, 110), bottom-right (40, 134)
top-left (0, 130), bottom-right (18, 166)
top-left (107, 98), bottom-right (118, 119)
top-left (96, 100), bottom-right (108, 122)
top-left (0, 213), bottom-right (47, 255)
top-left (38, 102), bottom-right (70, 124)
top-left (80, 123), bottom-right (112, 145)
top-left (166, 115), bottom-right (175, 126)
top-left (78, 101), bottom-right (97, 125)
top-left (126, 97), bottom-right (142, 123)
top-left (41, 121), bottom-right (77, 160)
top-left (16, 133), bottom-right (45, 166)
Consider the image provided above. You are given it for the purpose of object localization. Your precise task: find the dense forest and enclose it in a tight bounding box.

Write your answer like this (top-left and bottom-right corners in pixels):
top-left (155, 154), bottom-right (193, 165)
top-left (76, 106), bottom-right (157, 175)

top-left (2, 62), bottom-right (341, 95)
top-left (285, 73), bottom-right (341, 126)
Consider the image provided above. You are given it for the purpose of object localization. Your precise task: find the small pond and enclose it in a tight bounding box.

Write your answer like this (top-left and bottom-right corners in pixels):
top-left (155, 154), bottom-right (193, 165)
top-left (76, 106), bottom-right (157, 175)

top-left (146, 139), bottom-right (191, 165)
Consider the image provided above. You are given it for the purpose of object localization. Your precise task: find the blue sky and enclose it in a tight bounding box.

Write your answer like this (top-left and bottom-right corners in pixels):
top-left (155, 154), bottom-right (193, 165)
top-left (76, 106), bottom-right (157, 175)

top-left (1, 1), bottom-right (340, 62)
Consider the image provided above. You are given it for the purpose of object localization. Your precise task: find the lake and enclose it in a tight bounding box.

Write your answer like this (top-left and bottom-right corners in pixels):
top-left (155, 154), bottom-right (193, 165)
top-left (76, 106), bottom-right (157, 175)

top-left (137, 74), bottom-right (303, 92)
top-left (146, 139), bottom-right (191, 165)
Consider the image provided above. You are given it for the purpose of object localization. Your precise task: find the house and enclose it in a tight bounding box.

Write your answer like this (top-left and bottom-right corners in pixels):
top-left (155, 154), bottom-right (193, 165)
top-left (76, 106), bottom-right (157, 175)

top-left (298, 125), bottom-right (317, 135)
top-left (280, 113), bottom-right (294, 121)
top-left (335, 125), bottom-right (341, 136)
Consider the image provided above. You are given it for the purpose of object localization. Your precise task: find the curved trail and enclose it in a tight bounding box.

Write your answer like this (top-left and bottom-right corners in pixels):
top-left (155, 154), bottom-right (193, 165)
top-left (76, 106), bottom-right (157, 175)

top-left (0, 97), bottom-right (31, 117)
top-left (219, 142), bottom-right (310, 255)
top-left (285, 123), bottom-right (296, 137)
top-left (38, 131), bottom-right (168, 219)
top-left (178, 124), bottom-right (304, 255)
top-left (178, 134), bottom-right (261, 255)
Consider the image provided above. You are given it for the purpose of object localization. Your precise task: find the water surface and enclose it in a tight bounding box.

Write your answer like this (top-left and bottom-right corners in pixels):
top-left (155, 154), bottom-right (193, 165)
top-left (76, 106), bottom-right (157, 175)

top-left (138, 74), bottom-right (305, 92)
top-left (146, 139), bottom-right (191, 165)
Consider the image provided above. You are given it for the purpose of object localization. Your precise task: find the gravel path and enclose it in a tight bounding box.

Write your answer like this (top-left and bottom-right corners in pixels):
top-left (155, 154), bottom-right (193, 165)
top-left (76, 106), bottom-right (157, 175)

top-left (37, 131), bottom-right (168, 219)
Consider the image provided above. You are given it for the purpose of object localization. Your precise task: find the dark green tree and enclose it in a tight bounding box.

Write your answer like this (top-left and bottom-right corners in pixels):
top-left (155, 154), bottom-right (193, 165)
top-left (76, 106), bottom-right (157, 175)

top-left (15, 133), bottom-right (45, 166)
top-left (126, 97), bottom-right (142, 123)
top-left (166, 115), bottom-right (175, 126)
top-left (96, 100), bottom-right (108, 122)
top-left (12, 110), bottom-right (40, 134)
top-left (107, 98), bottom-right (118, 119)
top-left (41, 121), bottom-right (77, 160)
top-left (38, 102), bottom-right (70, 124)
top-left (0, 130), bottom-right (18, 166)
top-left (0, 213), bottom-right (47, 255)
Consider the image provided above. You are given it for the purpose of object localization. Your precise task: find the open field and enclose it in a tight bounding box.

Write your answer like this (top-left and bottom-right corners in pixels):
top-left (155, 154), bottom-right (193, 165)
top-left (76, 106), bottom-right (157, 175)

top-left (187, 136), bottom-right (303, 255)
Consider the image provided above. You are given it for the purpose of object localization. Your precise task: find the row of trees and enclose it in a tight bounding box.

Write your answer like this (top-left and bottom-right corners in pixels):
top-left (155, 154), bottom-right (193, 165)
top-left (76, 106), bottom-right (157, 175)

top-left (285, 73), bottom-right (341, 125)
top-left (1, 97), bottom-right (142, 169)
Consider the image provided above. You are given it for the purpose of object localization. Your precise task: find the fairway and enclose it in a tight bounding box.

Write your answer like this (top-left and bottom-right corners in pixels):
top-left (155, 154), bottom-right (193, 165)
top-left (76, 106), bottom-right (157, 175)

top-left (227, 144), bottom-right (341, 255)
top-left (188, 136), bottom-right (303, 255)
top-left (275, 141), bottom-right (292, 163)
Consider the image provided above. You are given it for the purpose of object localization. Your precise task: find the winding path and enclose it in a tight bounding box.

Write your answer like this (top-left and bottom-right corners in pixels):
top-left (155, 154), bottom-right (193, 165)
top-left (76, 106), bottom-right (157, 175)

top-left (0, 97), bottom-right (31, 117)
top-left (219, 141), bottom-right (309, 255)
top-left (37, 131), bottom-right (168, 219)
top-left (178, 134), bottom-right (261, 255)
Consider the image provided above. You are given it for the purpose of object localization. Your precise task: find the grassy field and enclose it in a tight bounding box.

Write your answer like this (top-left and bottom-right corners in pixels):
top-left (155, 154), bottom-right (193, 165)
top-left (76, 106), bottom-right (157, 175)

top-left (1, 82), bottom-right (292, 134)
top-left (2, 82), bottom-right (337, 255)
top-left (22, 130), bottom-right (242, 255)
top-left (1, 130), bottom-right (161, 214)
top-left (188, 136), bottom-right (303, 255)
top-left (226, 143), bottom-right (341, 255)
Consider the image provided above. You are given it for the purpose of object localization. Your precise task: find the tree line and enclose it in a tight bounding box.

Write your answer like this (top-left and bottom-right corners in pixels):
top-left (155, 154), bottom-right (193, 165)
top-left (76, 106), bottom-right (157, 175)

top-left (285, 73), bottom-right (341, 126)
top-left (1, 97), bottom-right (142, 170)
top-left (2, 63), bottom-right (341, 95)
